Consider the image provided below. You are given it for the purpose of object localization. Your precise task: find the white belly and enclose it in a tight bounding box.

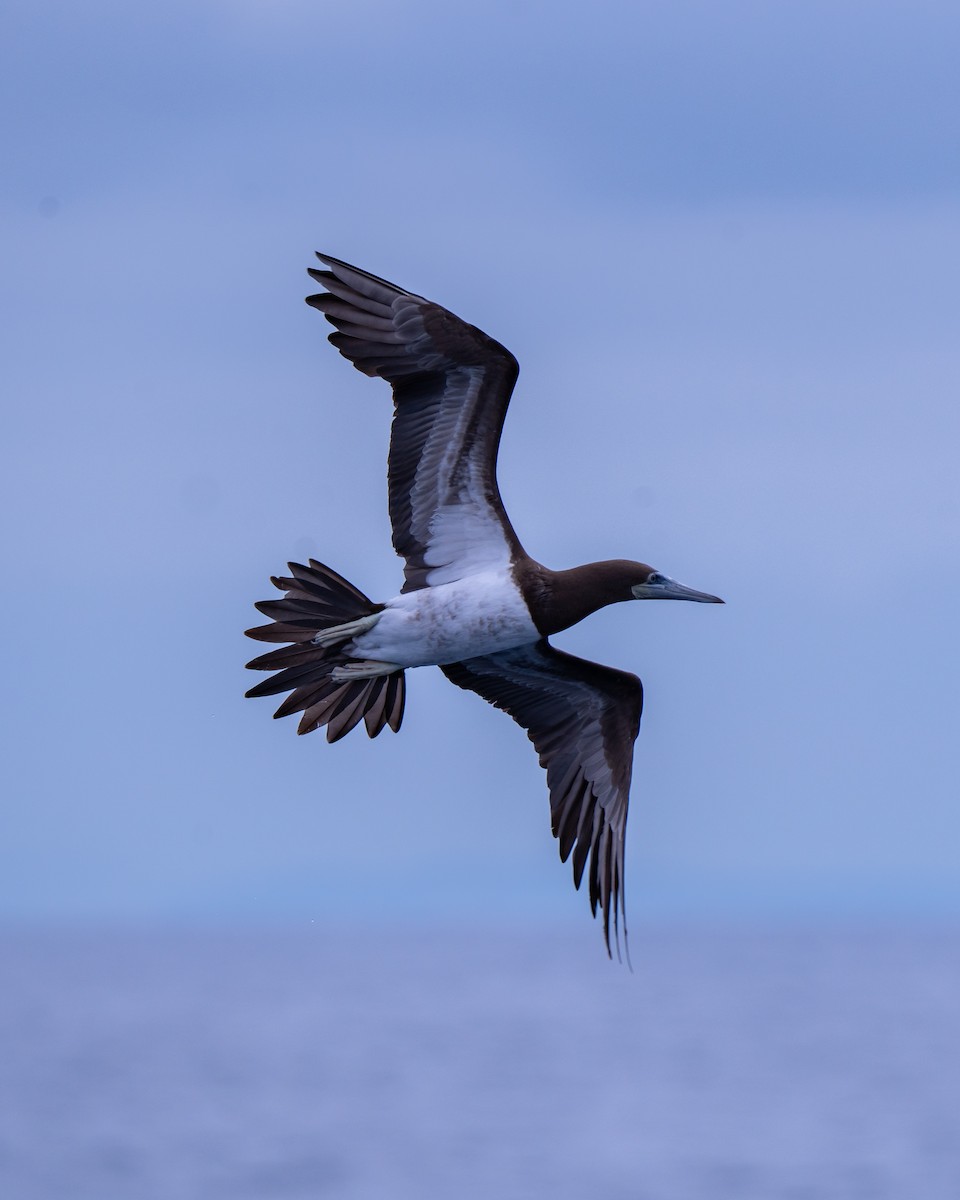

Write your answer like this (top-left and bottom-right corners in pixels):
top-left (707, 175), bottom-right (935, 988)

top-left (349, 571), bottom-right (539, 668)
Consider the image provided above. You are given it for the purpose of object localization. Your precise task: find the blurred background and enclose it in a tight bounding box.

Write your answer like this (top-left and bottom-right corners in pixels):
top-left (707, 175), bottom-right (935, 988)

top-left (2, 1), bottom-right (958, 1197)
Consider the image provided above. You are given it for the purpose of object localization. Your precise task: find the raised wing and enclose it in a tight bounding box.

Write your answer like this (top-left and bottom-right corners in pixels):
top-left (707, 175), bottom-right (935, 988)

top-left (442, 640), bottom-right (643, 958)
top-left (307, 254), bottom-right (523, 591)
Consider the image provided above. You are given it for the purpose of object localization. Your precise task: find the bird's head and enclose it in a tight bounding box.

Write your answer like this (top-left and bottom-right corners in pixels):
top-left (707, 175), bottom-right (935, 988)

top-left (532, 559), bottom-right (723, 635)
top-left (629, 565), bottom-right (724, 604)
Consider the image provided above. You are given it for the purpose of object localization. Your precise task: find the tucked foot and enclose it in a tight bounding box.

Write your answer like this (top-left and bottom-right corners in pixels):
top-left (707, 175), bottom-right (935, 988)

top-left (331, 659), bottom-right (403, 680)
top-left (311, 612), bottom-right (382, 648)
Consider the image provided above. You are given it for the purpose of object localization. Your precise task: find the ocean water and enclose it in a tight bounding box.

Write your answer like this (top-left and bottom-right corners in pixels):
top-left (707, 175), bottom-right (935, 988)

top-left (1, 924), bottom-right (958, 1199)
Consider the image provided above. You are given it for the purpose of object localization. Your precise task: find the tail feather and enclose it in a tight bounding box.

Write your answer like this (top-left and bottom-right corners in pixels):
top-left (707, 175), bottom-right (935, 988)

top-left (298, 683), bottom-right (354, 733)
top-left (324, 682), bottom-right (376, 743)
top-left (245, 559), bottom-right (405, 742)
top-left (245, 641), bottom-right (332, 672)
top-left (275, 683), bottom-right (330, 721)
top-left (245, 559), bottom-right (386, 641)
top-left (384, 674), bottom-right (405, 731)
top-left (254, 598), bottom-right (342, 623)
top-left (245, 658), bottom-right (335, 699)
top-left (245, 622), bottom-right (320, 644)
top-left (286, 559), bottom-right (375, 607)
top-left (362, 681), bottom-right (390, 738)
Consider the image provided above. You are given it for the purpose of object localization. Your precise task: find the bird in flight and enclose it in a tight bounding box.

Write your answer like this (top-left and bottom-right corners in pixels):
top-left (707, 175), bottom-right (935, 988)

top-left (246, 254), bottom-right (723, 956)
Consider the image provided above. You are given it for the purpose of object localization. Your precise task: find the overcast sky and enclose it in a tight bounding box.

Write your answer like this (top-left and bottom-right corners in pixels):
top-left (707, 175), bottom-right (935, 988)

top-left (2, 0), bottom-right (959, 935)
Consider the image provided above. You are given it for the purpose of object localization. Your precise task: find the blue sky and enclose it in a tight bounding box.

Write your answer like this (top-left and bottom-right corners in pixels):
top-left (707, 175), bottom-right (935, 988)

top-left (2, 0), bottom-right (959, 931)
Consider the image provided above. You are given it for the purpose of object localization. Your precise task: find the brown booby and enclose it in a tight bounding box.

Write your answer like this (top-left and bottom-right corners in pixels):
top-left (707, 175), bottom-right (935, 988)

top-left (246, 253), bottom-right (723, 956)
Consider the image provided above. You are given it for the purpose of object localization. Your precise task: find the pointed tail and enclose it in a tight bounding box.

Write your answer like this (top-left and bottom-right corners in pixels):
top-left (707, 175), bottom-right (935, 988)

top-left (245, 559), bottom-right (405, 742)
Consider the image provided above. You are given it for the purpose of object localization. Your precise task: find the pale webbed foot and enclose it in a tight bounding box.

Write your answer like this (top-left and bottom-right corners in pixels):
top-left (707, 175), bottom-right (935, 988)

top-left (311, 612), bottom-right (382, 648)
top-left (331, 659), bottom-right (404, 680)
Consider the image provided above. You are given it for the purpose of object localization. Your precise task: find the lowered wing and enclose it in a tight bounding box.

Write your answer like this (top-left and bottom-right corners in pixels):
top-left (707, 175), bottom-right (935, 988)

top-left (442, 640), bottom-right (643, 958)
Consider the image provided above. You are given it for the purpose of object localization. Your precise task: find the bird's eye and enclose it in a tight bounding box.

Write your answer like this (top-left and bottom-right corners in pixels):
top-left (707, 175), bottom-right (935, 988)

top-left (647, 573), bottom-right (666, 585)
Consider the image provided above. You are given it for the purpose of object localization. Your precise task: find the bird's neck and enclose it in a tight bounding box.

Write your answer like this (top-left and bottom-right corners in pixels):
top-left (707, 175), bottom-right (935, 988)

top-left (516, 559), bottom-right (637, 637)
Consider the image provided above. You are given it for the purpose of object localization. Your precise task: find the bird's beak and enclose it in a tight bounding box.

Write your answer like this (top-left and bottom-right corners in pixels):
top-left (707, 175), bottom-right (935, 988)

top-left (631, 577), bottom-right (725, 604)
